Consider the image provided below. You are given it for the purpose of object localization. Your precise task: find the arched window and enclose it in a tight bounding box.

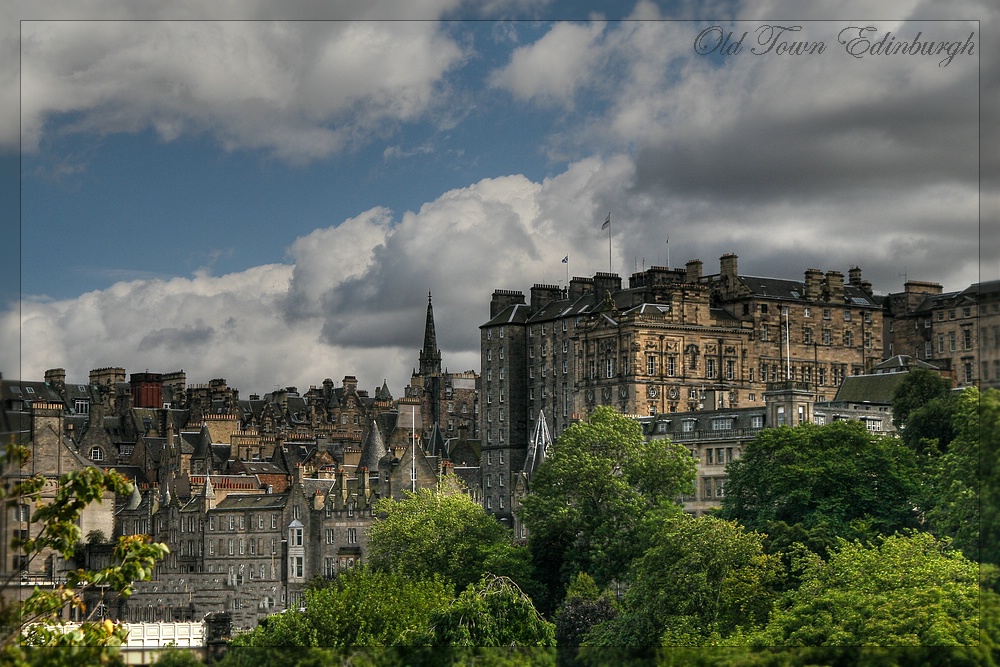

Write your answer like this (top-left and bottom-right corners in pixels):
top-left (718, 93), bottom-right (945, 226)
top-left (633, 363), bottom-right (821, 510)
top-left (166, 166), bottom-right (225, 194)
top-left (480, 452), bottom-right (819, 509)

top-left (89, 447), bottom-right (104, 462)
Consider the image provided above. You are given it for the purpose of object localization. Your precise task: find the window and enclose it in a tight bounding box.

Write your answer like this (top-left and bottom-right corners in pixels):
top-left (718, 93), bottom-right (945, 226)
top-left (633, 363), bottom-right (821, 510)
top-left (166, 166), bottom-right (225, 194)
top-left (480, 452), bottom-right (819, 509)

top-left (823, 309), bottom-right (831, 320)
top-left (750, 415), bottom-right (763, 428)
top-left (239, 515), bottom-right (245, 530)
top-left (325, 528), bottom-right (335, 544)
top-left (760, 304), bottom-right (769, 314)
top-left (606, 358), bottom-right (615, 378)
top-left (228, 539), bottom-right (234, 555)
top-left (822, 328), bottom-right (832, 345)
top-left (760, 324), bottom-right (769, 341)
top-left (844, 311), bottom-right (851, 321)
top-left (804, 307), bottom-right (811, 318)
top-left (803, 327), bottom-right (813, 344)
top-left (258, 515), bottom-right (264, 530)
top-left (499, 346), bottom-right (504, 360)
top-left (271, 514), bottom-right (278, 529)
top-left (499, 326), bottom-right (505, 338)
top-left (291, 527), bottom-right (303, 546)
top-left (348, 528), bottom-right (358, 544)
top-left (726, 359), bottom-right (735, 380)
top-left (963, 307), bottom-right (972, 318)
top-left (292, 556), bottom-right (304, 578)
top-left (682, 420), bottom-right (695, 432)
top-left (74, 399), bottom-right (90, 415)
top-left (963, 328), bottom-right (973, 350)
top-left (711, 418), bottom-right (730, 431)
top-left (89, 447), bottom-right (104, 462)
top-left (15, 504), bottom-right (29, 522)
top-left (667, 357), bottom-right (676, 376)
top-left (229, 516), bottom-right (235, 530)
top-left (844, 331), bottom-right (854, 347)
top-left (706, 358), bottom-right (716, 379)
top-left (777, 406), bottom-right (786, 426)
top-left (949, 332), bottom-right (956, 352)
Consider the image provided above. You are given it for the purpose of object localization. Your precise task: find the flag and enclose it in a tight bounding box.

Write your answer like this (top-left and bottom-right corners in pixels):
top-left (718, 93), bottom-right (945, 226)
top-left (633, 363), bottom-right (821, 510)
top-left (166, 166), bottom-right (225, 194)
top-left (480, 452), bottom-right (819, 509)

top-left (561, 256), bottom-right (569, 263)
top-left (601, 212), bottom-right (611, 230)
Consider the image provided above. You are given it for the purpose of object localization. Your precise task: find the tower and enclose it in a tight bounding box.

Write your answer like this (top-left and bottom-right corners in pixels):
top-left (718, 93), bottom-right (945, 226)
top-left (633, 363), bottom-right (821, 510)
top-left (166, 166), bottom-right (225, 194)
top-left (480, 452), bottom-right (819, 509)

top-left (419, 292), bottom-right (442, 377)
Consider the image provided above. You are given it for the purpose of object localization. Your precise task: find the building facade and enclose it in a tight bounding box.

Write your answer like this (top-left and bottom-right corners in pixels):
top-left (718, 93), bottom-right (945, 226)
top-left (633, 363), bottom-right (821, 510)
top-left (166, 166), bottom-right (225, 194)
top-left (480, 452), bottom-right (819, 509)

top-left (481, 255), bottom-right (885, 524)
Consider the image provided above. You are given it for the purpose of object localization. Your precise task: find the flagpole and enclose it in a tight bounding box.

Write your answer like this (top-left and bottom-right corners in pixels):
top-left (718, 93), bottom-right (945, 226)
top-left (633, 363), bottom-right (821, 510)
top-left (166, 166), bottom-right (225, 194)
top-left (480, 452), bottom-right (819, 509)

top-left (607, 213), bottom-right (612, 273)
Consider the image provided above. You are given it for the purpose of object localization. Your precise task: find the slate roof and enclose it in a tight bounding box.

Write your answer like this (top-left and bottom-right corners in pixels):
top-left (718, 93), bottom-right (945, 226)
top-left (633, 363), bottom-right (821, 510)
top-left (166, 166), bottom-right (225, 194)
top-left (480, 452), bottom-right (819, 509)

top-left (214, 493), bottom-right (288, 511)
top-left (834, 372), bottom-right (911, 405)
top-left (482, 302), bottom-right (531, 327)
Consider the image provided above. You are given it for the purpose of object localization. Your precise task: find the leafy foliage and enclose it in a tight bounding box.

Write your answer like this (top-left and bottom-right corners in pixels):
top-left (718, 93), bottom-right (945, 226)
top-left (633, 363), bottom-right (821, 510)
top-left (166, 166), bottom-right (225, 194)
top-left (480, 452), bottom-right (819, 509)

top-left (752, 532), bottom-right (979, 646)
top-left (552, 571), bottom-right (618, 665)
top-left (0, 444), bottom-right (168, 667)
top-left (367, 476), bottom-right (531, 592)
top-left (419, 575), bottom-right (555, 647)
top-left (720, 420), bottom-right (921, 540)
top-left (584, 516), bottom-right (780, 647)
top-left (230, 568), bottom-right (452, 648)
top-left (519, 406), bottom-right (696, 608)
top-left (891, 367), bottom-right (952, 429)
top-left (923, 387), bottom-right (981, 561)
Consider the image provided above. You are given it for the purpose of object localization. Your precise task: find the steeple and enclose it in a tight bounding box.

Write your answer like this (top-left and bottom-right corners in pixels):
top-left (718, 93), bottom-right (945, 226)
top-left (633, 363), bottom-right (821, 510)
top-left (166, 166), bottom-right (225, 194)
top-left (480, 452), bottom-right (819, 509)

top-left (419, 291), bottom-right (442, 376)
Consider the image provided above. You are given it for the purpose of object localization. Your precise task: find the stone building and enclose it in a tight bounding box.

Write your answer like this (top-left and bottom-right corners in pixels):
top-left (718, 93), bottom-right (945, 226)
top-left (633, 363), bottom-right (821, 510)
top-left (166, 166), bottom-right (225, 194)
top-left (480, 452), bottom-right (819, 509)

top-left (481, 255), bottom-right (884, 524)
top-left (0, 388), bottom-right (120, 621)
top-left (404, 292), bottom-right (480, 443)
top-left (637, 381), bottom-right (897, 516)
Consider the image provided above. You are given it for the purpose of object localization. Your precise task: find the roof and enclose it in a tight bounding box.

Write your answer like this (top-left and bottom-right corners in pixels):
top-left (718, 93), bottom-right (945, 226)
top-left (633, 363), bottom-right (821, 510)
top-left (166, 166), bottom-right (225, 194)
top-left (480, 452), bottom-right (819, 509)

top-left (482, 302), bottom-right (530, 327)
top-left (214, 493), bottom-right (288, 511)
top-left (833, 372), bottom-right (911, 404)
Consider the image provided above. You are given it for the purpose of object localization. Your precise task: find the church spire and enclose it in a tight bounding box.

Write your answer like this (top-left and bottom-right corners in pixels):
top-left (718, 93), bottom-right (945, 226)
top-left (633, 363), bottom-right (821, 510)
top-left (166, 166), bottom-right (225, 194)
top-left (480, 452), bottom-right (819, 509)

top-left (419, 291), bottom-right (442, 376)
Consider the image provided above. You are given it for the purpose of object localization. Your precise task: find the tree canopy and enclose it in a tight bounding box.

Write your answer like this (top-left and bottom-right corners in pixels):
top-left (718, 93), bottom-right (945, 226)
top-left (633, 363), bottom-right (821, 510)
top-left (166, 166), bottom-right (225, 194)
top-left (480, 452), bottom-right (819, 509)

top-left (720, 420), bottom-right (921, 541)
top-left (366, 476), bottom-right (530, 592)
top-left (584, 515), bottom-right (780, 647)
top-left (752, 532), bottom-right (979, 646)
top-left (519, 406), bottom-right (696, 607)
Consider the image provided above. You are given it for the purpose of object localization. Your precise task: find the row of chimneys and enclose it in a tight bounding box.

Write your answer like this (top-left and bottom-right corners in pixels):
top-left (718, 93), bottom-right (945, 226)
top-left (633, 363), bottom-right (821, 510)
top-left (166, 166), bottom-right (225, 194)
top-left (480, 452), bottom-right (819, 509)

top-left (491, 254), bottom-right (875, 316)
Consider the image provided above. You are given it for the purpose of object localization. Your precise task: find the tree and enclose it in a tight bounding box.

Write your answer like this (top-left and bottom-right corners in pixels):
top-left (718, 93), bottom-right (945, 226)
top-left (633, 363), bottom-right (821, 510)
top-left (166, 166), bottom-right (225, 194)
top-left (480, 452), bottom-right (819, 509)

top-left (753, 532), bottom-right (979, 646)
top-left (720, 420), bottom-right (921, 542)
top-left (366, 476), bottom-right (530, 593)
top-left (418, 575), bottom-right (555, 647)
top-left (552, 573), bottom-right (618, 649)
top-left (519, 407), bottom-right (696, 608)
top-left (891, 367), bottom-right (952, 429)
top-left (232, 568), bottom-right (452, 649)
top-left (924, 387), bottom-right (981, 561)
top-left (584, 516), bottom-right (780, 647)
top-left (0, 443), bottom-right (168, 667)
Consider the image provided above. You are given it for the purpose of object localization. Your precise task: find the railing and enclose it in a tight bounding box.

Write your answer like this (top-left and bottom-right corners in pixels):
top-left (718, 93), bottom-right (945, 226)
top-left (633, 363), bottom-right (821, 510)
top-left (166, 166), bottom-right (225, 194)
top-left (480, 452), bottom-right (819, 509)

top-left (668, 427), bottom-right (763, 442)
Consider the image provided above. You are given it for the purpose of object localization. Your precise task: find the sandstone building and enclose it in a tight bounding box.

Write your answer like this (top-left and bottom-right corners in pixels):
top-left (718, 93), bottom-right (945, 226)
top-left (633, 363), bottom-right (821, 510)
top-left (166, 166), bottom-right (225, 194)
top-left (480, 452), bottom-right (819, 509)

top-left (481, 254), bottom-right (884, 525)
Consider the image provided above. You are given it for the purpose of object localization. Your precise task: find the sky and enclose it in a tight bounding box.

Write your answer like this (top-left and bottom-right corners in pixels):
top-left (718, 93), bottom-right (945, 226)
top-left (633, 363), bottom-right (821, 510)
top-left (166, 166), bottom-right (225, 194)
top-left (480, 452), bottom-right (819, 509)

top-left (1, 0), bottom-right (996, 399)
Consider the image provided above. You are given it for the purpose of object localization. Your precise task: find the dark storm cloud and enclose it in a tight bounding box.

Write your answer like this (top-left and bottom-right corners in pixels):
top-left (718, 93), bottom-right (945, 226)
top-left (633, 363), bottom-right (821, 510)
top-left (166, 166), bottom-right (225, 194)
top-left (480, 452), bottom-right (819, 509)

top-left (138, 323), bottom-right (215, 352)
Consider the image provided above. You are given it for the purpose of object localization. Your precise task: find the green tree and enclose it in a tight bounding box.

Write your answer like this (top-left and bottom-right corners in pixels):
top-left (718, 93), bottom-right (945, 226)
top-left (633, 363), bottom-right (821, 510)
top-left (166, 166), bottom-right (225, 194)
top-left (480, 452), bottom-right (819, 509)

top-left (720, 420), bottom-right (921, 542)
top-left (891, 367), bottom-right (952, 429)
top-left (924, 387), bottom-right (981, 561)
top-left (231, 568), bottom-right (452, 649)
top-left (519, 407), bottom-right (696, 609)
top-left (984, 389), bottom-right (1000, 566)
top-left (753, 532), bottom-right (979, 646)
top-left (418, 575), bottom-right (555, 647)
top-left (552, 573), bottom-right (618, 649)
top-left (366, 476), bottom-right (530, 593)
top-left (0, 444), bottom-right (168, 667)
top-left (584, 516), bottom-right (780, 647)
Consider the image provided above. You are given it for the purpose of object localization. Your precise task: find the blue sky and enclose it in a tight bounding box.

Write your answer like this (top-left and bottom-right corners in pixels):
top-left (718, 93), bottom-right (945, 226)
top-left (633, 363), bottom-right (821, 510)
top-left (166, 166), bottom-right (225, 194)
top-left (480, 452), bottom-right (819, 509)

top-left (2, 1), bottom-right (994, 396)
